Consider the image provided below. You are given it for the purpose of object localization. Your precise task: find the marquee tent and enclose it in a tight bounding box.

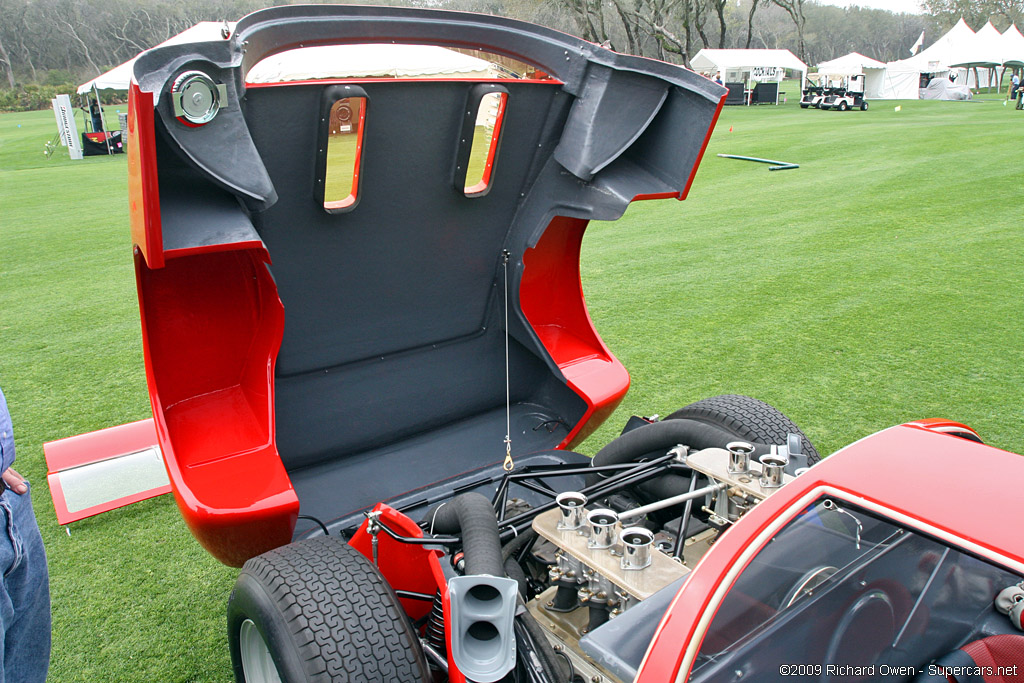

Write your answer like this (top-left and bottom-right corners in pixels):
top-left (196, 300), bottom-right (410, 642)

top-left (951, 21), bottom-right (1003, 68)
top-left (690, 49), bottom-right (807, 88)
top-left (1003, 25), bottom-right (1024, 67)
top-left (815, 52), bottom-right (887, 98)
top-left (877, 18), bottom-right (988, 98)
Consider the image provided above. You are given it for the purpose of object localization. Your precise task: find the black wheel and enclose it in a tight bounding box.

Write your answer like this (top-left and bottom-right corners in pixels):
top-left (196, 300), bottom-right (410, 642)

top-left (839, 101), bottom-right (848, 111)
top-left (666, 394), bottom-right (820, 463)
top-left (227, 536), bottom-right (430, 683)
top-left (800, 103), bottom-right (809, 108)
top-left (861, 101), bottom-right (868, 111)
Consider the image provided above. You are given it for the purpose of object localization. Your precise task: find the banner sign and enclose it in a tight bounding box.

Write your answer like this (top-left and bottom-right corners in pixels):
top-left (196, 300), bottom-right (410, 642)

top-left (51, 94), bottom-right (83, 160)
top-left (751, 66), bottom-right (782, 81)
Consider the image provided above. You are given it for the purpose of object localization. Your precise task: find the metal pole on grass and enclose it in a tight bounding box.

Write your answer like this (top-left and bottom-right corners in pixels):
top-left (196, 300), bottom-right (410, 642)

top-left (93, 83), bottom-right (113, 156)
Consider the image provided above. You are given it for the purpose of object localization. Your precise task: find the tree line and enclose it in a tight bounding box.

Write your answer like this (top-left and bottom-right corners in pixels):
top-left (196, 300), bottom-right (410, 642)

top-left (0, 0), bottom-right (1016, 94)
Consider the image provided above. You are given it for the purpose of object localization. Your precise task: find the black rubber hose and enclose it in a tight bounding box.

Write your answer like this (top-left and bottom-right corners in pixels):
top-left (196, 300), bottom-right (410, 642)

top-left (586, 418), bottom-right (772, 487)
top-left (428, 496), bottom-right (565, 681)
top-left (501, 528), bottom-right (537, 562)
top-left (426, 492), bottom-right (505, 577)
top-left (504, 557), bottom-right (529, 598)
top-left (637, 473), bottom-right (693, 501)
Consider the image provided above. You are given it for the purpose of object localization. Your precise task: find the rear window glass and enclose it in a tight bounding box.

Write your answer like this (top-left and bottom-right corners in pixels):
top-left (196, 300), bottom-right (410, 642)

top-left (323, 96), bottom-right (366, 210)
top-left (464, 91), bottom-right (507, 195)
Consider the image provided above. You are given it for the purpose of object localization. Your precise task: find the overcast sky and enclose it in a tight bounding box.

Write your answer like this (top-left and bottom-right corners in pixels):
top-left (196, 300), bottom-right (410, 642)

top-left (816, 0), bottom-right (924, 14)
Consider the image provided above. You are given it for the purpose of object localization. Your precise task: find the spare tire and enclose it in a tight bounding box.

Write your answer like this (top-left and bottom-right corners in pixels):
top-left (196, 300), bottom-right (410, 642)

top-left (227, 536), bottom-right (430, 683)
top-left (666, 394), bottom-right (820, 464)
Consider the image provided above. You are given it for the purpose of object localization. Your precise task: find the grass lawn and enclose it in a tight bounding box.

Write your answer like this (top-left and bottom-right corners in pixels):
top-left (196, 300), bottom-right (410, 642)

top-left (2, 94), bottom-right (1023, 681)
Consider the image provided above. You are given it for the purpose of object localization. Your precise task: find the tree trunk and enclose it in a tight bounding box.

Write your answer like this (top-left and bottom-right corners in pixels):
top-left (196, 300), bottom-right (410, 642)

top-left (610, 0), bottom-right (638, 55)
top-left (694, 0), bottom-right (711, 49)
top-left (745, 0), bottom-right (760, 49)
top-left (770, 0), bottom-right (806, 62)
top-left (714, 0), bottom-right (727, 48)
top-left (0, 35), bottom-right (15, 88)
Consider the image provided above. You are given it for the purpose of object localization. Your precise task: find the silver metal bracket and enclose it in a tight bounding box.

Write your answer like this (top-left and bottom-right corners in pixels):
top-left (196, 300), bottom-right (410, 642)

top-left (171, 71), bottom-right (228, 125)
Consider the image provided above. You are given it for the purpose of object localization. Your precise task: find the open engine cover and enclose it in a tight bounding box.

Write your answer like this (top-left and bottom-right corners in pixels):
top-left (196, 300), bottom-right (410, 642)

top-left (128, 5), bottom-right (725, 566)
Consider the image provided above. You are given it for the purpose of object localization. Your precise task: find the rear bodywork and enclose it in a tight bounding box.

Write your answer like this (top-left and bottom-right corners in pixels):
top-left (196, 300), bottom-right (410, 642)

top-left (128, 5), bottom-right (726, 566)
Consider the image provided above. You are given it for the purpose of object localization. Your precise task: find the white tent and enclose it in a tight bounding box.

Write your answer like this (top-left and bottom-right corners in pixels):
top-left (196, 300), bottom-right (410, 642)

top-left (957, 21), bottom-right (1005, 67)
top-left (77, 22), bottom-right (232, 93)
top-left (815, 52), bottom-right (887, 98)
top-left (245, 44), bottom-right (497, 83)
top-left (1001, 25), bottom-right (1024, 67)
top-left (690, 49), bottom-right (807, 89)
top-left (878, 19), bottom-right (982, 99)
top-left (909, 18), bottom-right (978, 69)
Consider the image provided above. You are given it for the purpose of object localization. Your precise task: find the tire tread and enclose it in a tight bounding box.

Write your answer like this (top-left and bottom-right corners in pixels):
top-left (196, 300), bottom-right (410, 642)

top-left (666, 394), bottom-right (820, 463)
top-left (238, 537), bottom-right (427, 682)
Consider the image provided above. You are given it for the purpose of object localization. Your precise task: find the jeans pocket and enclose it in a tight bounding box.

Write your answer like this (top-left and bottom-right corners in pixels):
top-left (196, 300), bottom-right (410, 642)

top-left (1, 499), bottom-right (23, 578)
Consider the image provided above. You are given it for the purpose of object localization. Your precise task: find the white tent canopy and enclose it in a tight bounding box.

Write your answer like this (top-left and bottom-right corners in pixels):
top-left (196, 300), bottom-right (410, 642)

top-left (690, 48), bottom-right (807, 87)
top-left (895, 18), bottom-right (976, 73)
top-left (878, 18), bottom-right (988, 99)
top-left (869, 19), bottom-right (1024, 99)
top-left (1001, 25), bottom-right (1024, 67)
top-left (246, 44), bottom-right (497, 83)
top-left (816, 52), bottom-right (885, 76)
top-left (950, 21), bottom-right (1003, 67)
top-left (77, 22), bottom-right (232, 94)
top-left (816, 52), bottom-right (886, 97)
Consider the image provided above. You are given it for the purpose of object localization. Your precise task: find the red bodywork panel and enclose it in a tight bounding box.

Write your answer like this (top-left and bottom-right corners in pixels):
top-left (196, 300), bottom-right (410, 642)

top-left (636, 424), bottom-right (1024, 681)
top-left (348, 504), bottom-right (469, 683)
top-left (134, 247), bottom-right (297, 567)
top-left (44, 419), bottom-right (168, 525)
top-left (521, 216), bottom-right (630, 449)
top-left (129, 82), bottom-right (299, 566)
top-left (127, 83), bottom-right (163, 269)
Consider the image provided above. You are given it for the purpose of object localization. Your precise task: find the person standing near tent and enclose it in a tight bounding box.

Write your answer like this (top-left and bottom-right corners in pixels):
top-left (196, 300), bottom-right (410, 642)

top-left (1012, 72), bottom-right (1020, 100)
top-left (0, 384), bottom-right (51, 683)
top-left (88, 98), bottom-right (103, 133)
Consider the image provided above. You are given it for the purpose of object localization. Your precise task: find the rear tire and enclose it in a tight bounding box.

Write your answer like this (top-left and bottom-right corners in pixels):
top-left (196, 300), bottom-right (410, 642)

top-left (861, 101), bottom-right (868, 111)
top-left (666, 394), bottom-right (820, 463)
top-left (839, 101), bottom-right (849, 111)
top-left (227, 536), bottom-right (430, 683)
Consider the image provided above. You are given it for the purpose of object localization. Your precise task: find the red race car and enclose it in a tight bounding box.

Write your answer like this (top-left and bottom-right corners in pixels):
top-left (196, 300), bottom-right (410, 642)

top-left (124, 6), bottom-right (1024, 683)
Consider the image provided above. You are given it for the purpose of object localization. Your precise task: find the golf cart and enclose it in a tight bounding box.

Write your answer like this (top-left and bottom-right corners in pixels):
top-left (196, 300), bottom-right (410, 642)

top-left (799, 75), bottom-right (824, 108)
top-left (819, 74), bottom-right (868, 111)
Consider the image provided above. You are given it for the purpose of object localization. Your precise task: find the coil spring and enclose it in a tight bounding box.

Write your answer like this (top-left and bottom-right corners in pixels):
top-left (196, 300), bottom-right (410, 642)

top-left (426, 590), bottom-right (446, 656)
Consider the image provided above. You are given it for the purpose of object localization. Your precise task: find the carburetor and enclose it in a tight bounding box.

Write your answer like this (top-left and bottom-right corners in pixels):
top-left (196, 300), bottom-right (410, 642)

top-left (531, 443), bottom-right (802, 639)
top-left (532, 494), bottom-right (689, 633)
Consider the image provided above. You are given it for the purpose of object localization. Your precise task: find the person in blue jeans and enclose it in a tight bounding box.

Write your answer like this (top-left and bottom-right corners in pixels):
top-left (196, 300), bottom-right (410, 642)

top-left (0, 385), bottom-right (51, 683)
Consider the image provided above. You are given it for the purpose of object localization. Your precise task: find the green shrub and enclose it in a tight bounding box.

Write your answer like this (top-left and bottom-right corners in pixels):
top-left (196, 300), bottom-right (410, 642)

top-left (0, 83), bottom-right (104, 112)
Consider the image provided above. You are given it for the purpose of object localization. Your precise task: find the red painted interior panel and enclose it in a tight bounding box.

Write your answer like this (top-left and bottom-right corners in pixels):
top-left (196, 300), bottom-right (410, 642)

top-left (521, 216), bottom-right (630, 448)
top-left (44, 418), bottom-right (157, 471)
top-left (135, 247), bottom-right (298, 567)
top-left (127, 84), bottom-right (163, 269)
top-left (43, 419), bottom-right (170, 525)
top-left (349, 505), bottom-right (467, 682)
